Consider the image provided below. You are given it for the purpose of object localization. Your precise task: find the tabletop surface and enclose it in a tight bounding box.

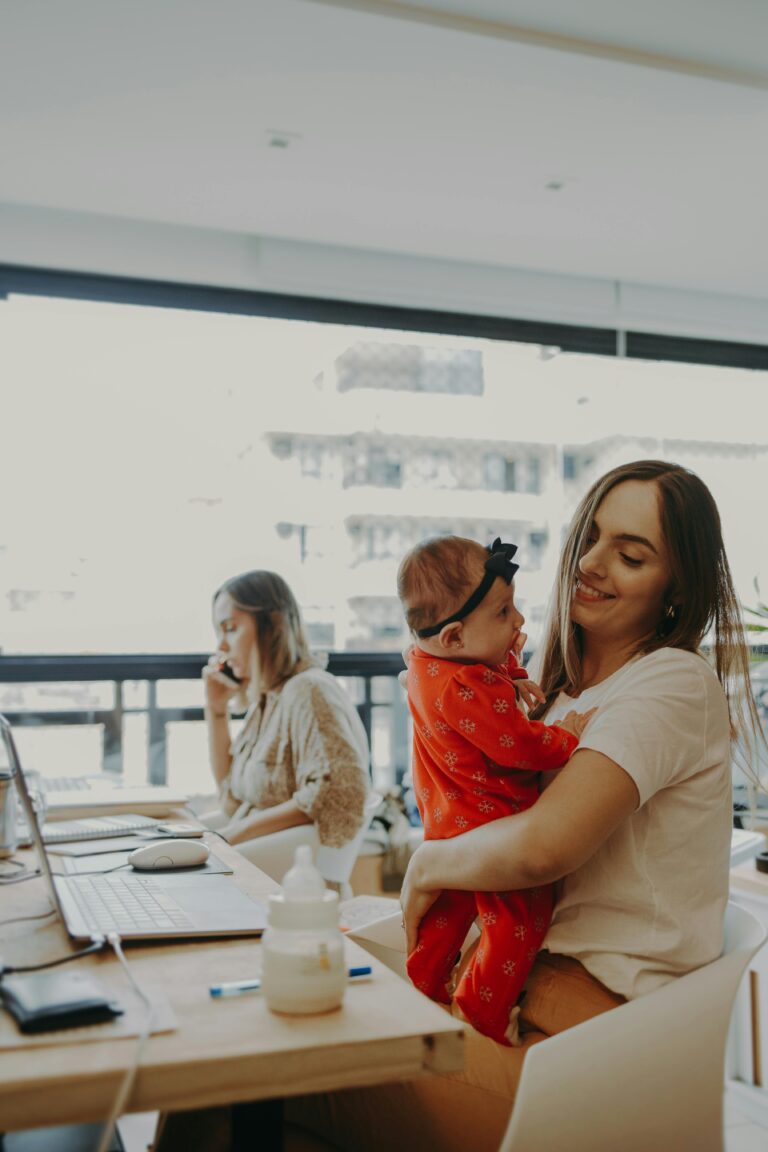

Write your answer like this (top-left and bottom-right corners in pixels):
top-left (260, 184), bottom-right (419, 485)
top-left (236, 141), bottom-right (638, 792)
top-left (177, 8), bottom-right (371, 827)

top-left (0, 829), bottom-right (464, 1132)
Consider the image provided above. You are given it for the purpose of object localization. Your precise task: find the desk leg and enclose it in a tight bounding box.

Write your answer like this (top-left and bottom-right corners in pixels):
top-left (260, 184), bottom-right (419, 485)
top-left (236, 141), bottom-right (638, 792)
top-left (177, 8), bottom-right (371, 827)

top-left (232, 1099), bottom-right (283, 1152)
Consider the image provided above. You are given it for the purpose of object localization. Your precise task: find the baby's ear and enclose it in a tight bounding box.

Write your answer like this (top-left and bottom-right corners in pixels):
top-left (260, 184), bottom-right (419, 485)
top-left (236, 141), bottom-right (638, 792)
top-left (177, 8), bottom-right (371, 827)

top-left (439, 621), bottom-right (463, 650)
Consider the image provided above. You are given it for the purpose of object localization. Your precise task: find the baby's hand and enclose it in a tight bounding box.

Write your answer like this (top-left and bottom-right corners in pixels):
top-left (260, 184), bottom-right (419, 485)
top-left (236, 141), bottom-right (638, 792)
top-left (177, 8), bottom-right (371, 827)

top-left (557, 707), bottom-right (597, 741)
top-left (515, 678), bottom-right (546, 711)
top-left (512, 631), bottom-right (528, 659)
top-left (398, 644), bottom-right (415, 691)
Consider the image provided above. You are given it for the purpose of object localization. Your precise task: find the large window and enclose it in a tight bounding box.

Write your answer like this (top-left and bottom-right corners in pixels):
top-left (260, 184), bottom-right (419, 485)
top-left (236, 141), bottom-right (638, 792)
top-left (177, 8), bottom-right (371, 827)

top-left (1, 281), bottom-right (767, 795)
top-left (3, 290), bottom-right (766, 656)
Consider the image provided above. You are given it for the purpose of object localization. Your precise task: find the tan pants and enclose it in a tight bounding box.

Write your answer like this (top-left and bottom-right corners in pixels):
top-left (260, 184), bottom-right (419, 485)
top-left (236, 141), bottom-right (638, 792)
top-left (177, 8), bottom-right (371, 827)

top-left (154, 952), bottom-right (623, 1152)
top-left (286, 951), bottom-right (625, 1152)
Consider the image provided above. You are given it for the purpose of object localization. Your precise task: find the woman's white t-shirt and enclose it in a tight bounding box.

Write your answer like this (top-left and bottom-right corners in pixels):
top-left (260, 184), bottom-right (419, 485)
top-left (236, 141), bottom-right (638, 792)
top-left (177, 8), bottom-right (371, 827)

top-left (542, 647), bottom-right (732, 1000)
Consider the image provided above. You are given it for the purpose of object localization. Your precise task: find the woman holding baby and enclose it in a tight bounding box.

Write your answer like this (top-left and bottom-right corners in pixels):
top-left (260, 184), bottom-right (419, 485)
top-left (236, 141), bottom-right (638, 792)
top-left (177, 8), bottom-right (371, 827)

top-left (290, 459), bottom-right (763, 1152)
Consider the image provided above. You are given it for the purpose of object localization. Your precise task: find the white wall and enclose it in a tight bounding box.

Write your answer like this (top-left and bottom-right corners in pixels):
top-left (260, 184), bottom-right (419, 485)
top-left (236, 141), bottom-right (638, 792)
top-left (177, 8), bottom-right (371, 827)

top-left (1, 202), bottom-right (767, 346)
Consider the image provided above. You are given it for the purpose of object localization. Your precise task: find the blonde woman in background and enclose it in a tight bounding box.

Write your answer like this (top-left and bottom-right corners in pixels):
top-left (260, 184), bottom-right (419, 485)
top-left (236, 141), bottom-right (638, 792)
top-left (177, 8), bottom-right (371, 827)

top-left (201, 569), bottom-right (370, 881)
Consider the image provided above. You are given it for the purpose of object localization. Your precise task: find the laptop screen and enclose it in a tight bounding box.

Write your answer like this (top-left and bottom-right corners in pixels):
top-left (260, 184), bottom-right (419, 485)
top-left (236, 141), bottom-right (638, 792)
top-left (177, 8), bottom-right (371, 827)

top-left (0, 713), bottom-right (68, 928)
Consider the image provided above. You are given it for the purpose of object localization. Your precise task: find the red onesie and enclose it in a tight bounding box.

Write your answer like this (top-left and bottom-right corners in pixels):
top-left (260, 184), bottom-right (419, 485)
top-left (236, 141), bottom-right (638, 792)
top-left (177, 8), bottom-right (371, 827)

top-left (406, 647), bottom-right (578, 1045)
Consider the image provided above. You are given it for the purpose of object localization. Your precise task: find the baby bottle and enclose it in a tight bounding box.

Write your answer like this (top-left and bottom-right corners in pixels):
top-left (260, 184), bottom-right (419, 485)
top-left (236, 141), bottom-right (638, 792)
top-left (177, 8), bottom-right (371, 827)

top-left (260, 844), bottom-right (346, 1014)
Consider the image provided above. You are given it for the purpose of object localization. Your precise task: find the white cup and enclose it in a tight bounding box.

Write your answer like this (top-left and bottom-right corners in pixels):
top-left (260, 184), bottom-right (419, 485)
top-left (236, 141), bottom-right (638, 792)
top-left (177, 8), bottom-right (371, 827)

top-left (0, 770), bottom-right (18, 858)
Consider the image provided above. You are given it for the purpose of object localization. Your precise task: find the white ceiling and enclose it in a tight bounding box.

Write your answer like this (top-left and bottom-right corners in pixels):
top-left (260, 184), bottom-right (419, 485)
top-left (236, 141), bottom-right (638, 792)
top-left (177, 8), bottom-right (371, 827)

top-left (1, 0), bottom-right (767, 300)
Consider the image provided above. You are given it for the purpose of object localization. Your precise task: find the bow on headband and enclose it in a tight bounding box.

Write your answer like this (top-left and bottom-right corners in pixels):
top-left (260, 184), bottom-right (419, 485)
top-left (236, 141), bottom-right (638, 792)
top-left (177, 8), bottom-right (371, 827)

top-left (485, 537), bottom-right (519, 584)
top-left (415, 538), bottom-right (520, 638)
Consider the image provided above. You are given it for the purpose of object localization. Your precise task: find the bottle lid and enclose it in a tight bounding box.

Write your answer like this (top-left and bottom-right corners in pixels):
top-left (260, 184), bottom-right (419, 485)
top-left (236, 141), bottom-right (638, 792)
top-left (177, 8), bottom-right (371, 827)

top-left (267, 888), bottom-right (340, 929)
top-left (282, 844), bottom-right (327, 901)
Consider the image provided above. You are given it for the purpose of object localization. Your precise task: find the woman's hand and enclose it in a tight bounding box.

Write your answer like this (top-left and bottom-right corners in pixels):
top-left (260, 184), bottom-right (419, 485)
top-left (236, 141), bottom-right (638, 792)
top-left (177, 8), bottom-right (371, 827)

top-left (400, 842), bottom-right (442, 953)
top-left (202, 654), bottom-right (240, 715)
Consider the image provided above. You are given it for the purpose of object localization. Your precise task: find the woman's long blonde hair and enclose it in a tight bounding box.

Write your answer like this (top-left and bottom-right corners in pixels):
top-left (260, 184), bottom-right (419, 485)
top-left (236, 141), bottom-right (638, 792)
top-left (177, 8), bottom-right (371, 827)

top-left (532, 460), bottom-right (760, 750)
top-left (214, 570), bottom-right (311, 699)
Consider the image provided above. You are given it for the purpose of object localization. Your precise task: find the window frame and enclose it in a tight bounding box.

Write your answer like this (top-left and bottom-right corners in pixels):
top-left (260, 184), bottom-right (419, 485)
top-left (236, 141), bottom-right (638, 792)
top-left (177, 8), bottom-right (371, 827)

top-left (3, 261), bottom-right (766, 371)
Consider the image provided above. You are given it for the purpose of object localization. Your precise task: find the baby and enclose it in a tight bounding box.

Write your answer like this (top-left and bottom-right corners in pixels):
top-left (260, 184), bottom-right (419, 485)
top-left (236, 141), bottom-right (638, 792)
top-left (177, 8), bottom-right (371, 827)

top-left (398, 535), bottom-right (592, 1045)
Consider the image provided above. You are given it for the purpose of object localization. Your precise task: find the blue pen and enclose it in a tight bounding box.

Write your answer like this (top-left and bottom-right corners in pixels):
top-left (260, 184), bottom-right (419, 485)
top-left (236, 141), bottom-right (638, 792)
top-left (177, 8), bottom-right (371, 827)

top-left (210, 965), bottom-right (373, 998)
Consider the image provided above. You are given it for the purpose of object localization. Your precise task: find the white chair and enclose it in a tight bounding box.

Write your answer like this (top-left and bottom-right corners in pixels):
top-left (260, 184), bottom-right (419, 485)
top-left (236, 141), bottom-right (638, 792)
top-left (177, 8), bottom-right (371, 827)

top-left (222, 790), bottom-right (382, 891)
top-left (316, 790), bottom-right (382, 899)
top-left (499, 901), bottom-right (765, 1152)
top-left (345, 901), bottom-right (764, 1152)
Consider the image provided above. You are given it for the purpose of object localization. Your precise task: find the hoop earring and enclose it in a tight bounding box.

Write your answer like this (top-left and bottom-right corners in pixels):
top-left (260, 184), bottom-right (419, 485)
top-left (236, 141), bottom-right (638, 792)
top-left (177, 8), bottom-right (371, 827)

top-left (657, 602), bottom-right (678, 638)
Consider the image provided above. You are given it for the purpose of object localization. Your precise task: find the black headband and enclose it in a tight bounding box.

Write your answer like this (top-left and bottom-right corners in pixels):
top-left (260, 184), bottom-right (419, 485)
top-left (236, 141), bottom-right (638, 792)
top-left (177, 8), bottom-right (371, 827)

top-left (416, 538), bottom-right (520, 639)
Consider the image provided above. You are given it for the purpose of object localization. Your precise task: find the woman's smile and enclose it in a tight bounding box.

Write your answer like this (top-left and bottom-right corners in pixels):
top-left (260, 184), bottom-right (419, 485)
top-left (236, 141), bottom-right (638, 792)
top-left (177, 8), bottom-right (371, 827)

top-left (574, 578), bottom-right (614, 603)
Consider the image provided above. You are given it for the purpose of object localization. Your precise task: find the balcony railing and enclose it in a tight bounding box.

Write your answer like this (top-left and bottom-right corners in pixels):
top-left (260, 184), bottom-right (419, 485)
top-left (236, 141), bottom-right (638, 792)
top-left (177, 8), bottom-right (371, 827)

top-left (0, 652), bottom-right (408, 790)
top-left (3, 649), bottom-right (765, 801)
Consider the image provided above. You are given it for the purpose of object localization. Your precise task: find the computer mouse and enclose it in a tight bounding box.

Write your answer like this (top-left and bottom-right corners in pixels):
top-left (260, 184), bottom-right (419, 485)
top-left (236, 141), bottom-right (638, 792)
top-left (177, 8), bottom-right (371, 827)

top-left (128, 839), bottom-right (210, 871)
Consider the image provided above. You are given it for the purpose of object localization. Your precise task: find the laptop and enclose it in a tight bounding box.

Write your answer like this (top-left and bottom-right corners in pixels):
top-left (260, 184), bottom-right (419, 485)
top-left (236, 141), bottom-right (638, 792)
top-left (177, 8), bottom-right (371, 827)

top-left (41, 775), bottom-right (190, 816)
top-left (1, 714), bottom-right (267, 942)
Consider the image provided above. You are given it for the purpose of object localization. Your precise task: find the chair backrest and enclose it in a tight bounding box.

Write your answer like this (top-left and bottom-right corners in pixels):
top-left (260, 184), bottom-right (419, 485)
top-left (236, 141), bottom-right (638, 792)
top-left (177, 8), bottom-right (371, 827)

top-left (315, 790), bottom-right (382, 886)
top-left (499, 902), bottom-right (765, 1152)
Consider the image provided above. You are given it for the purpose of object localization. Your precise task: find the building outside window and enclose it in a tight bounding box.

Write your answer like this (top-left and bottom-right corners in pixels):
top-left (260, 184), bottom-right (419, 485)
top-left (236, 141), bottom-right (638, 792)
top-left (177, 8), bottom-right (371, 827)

top-left (1, 293), bottom-right (766, 798)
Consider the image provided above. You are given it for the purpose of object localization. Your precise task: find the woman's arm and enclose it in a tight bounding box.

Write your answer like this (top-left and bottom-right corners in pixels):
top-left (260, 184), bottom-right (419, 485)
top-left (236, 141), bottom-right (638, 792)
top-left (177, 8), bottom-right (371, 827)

top-left (202, 657), bottom-right (238, 787)
top-left (205, 708), bottom-right (233, 787)
top-left (219, 798), bottom-right (313, 845)
top-left (401, 747), bottom-right (639, 952)
top-left (289, 678), bottom-right (370, 846)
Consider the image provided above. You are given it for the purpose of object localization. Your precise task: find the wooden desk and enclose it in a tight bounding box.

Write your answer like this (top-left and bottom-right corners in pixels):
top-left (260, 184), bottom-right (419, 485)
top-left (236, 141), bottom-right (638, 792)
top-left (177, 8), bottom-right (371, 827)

top-left (0, 836), bottom-right (463, 1133)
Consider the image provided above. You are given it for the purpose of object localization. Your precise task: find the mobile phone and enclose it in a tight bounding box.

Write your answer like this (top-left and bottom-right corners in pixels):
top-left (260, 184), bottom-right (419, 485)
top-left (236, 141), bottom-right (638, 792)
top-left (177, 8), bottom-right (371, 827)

top-left (219, 661), bottom-right (243, 684)
top-left (153, 823), bottom-right (206, 838)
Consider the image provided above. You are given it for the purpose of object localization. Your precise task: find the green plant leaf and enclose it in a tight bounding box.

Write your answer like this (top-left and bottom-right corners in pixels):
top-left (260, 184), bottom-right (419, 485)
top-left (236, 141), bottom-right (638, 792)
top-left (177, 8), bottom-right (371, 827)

top-left (751, 577), bottom-right (768, 616)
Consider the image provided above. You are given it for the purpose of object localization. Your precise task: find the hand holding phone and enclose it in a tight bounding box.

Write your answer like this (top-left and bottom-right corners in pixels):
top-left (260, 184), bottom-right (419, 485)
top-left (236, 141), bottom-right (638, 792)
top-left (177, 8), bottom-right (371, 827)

top-left (202, 655), bottom-right (242, 715)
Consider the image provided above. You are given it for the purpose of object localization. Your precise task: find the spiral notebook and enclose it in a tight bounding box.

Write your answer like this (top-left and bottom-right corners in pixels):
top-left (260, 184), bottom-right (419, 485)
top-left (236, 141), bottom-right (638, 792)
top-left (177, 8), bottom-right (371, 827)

top-left (40, 813), bottom-right (161, 844)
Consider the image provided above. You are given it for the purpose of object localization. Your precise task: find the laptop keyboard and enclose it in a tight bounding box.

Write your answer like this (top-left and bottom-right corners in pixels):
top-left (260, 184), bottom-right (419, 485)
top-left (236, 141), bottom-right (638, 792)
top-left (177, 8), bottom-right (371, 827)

top-left (68, 874), bottom-right (194, 933)
top-left (43, 775), bottom-right (94, 792)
